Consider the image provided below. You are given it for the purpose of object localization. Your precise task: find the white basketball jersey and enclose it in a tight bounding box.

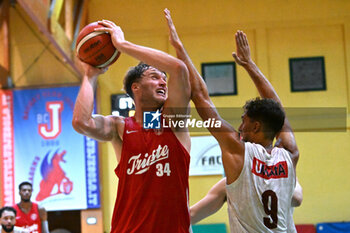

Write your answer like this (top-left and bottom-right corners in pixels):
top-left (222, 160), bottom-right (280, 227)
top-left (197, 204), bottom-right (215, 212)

top-left (226, 142), bottom-right (296, 233)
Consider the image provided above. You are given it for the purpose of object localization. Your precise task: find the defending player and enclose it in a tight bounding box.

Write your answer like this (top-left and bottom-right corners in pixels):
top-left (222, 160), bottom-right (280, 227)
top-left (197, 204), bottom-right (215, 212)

top-left (190, 177), bottom-right (303, 224)
top-left (165, 9), bottom-right (299, 232)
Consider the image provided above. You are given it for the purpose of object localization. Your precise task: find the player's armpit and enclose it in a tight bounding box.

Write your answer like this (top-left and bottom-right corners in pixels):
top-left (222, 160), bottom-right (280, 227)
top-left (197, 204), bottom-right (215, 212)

top-left (73, 114), bottom-right (124, 142)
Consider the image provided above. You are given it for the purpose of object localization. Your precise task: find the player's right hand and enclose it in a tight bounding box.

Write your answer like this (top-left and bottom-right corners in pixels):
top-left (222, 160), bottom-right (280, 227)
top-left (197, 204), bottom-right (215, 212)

top-left (76, 55), bottom-right (108, 78)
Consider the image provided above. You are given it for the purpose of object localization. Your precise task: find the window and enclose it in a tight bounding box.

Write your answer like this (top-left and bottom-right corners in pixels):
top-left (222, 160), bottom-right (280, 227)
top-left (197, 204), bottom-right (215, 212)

top-left (201, 62), bottom-right (237, 96)
top-left (289, 57), bottom-right (326, 92)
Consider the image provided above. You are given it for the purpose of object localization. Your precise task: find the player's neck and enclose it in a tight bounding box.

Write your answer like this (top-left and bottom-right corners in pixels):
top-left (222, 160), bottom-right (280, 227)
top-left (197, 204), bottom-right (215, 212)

top-left (259, 140), bottom-right (274, 154)
top-left (19, 201), bottom-right (32, 212)
top-left (133, 110), bottom-right (143, 125)
top-left (135, 95), bottom-right (162, 111)
top-left (263, 143), bottom-right (274, 154)
top-left (254, 138), bottom-right (273, 153)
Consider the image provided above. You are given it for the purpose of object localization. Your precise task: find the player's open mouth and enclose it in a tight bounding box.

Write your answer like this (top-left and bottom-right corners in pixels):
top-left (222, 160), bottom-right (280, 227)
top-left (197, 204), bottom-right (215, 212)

top-left (156, 89), bottom-right (166, 96)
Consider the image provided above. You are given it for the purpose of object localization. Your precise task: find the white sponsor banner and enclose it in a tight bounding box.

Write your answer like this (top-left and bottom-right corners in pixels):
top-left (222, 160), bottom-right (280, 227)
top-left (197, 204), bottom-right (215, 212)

top-left (190, 136), bottom-right (224, 176)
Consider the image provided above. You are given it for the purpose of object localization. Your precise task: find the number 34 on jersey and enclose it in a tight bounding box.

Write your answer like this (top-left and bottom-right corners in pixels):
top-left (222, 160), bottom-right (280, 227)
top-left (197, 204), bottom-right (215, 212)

top-left (156, 163), bottom-right (171, 177)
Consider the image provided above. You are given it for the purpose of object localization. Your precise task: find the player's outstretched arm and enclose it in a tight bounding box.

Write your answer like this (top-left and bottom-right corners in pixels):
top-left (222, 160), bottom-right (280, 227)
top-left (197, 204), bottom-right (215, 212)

top-left (72, 60), bottom-right (124, 142)
top-left (95, 20), bottom-right (190, 110)
top-left (164, 9), bottom-right (242, 146)
top-left (164, 9), bottom-right (215, 114)
top-left (164, 9), bottom-right (244, 183)
top-left (190, 178), bottom-right (227, 224)
top-left (232, 31), bottom-right (299, 166)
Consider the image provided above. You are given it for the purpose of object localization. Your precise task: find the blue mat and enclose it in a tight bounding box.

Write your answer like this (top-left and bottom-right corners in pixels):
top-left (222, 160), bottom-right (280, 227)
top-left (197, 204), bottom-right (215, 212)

top-left (192, 223), bottom-right (227, 233)
top-left (317, 222), bottom-right (350, 233)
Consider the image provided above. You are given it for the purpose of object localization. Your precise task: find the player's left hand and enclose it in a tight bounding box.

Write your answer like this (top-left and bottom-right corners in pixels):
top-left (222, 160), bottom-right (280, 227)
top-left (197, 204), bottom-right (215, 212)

top-left (232, 30), bottom-right (252, 66)
top-left (96, 20), bottom-right (125, 51)
top-left (164, 9), bottom-right (183, 50)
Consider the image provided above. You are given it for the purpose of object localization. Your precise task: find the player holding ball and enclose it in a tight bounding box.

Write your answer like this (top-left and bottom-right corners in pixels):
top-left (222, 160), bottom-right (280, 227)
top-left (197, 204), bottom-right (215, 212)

top-left (73, 20), bottom-right (192, 233)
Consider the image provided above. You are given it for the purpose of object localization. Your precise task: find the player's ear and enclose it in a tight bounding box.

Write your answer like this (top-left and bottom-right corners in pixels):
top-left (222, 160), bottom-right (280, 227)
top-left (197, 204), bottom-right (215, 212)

top-left (131, 82), bottom-right (140, 93)
top-left (253, 121), bottom-right (261, 133)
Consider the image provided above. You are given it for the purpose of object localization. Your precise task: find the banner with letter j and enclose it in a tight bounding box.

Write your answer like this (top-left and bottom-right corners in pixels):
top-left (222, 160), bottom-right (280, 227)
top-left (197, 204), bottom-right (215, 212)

top-left (0, 86), bottom-right (100, 211)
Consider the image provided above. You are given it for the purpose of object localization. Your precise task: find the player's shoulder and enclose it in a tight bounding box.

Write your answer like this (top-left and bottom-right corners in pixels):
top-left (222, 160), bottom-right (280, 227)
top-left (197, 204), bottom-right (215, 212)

top-left (106, 114), bottom-right (125, 122)
top-left (36, 203), bottom-right (45, 210)
top-left (244, 141), bottom-right (263, 154)
top-left (272, 146), bottom-right (292, 157)
top-left (109, 115), bottom-right (127, 141)
top-left (92, 113), bottom-right (125, 123)
top-left (245, 142), bottom-right (290, 162)
top-left (105, 115), bottom-right (126, 130)
top-left (13, 203), bottom-right (20, 209)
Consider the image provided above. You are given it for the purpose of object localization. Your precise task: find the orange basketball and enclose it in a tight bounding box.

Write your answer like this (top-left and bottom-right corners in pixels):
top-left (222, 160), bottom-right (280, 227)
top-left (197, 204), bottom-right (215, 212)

top-left (76, 22), bottom-right (121, 68)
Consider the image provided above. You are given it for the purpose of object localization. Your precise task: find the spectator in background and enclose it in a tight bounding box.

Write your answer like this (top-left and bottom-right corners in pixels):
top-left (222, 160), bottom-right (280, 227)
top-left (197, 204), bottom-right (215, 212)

top-left (0, 206), bottom-right (28, 233)
top-left (13, 182), bottom-right (49, 233)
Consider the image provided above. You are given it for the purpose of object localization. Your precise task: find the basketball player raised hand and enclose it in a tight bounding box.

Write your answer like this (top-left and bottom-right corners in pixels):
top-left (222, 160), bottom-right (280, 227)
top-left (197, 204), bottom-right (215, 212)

top-left (165, 9), bottom-right (299, 232)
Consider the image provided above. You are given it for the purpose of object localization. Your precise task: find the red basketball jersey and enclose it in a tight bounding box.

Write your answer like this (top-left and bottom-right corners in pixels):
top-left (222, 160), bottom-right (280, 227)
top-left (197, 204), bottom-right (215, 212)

top-left (110, 117), bottom-right (191, 233)
top-left (14, 202), bottom-right (42, 233)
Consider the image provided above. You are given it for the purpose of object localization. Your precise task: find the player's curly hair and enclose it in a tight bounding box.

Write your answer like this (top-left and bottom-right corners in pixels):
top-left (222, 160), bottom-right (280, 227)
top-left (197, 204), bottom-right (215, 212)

top-left (243, 98), bottom-right (285, 140)
top-left (123, 62), bottom-right (151, 99)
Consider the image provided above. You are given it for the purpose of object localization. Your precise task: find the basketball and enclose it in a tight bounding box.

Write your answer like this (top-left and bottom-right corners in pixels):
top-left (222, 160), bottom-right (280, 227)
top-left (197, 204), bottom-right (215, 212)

top-left (76, 22), bottom-right (121, 68)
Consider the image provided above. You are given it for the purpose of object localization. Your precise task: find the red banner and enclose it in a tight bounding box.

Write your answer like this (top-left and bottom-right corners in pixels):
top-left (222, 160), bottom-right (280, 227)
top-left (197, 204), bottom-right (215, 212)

top-left (0, 90), bottom-right (15, 206)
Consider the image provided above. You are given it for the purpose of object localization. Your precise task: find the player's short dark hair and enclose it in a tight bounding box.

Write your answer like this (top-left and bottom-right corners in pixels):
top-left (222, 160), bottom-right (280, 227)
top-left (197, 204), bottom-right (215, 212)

top-left (0, 206), bottom-right (17, 217)
top-left (243, 98), bottom-right (285, 140)
top-left (19, 181), bottom-right (32, 190)
top-left (123, 62), bottom-right (151, 99)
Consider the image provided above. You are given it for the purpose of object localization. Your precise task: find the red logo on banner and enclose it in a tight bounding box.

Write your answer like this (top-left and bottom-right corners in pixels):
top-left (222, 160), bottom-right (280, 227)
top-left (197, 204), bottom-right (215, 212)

top-left (36, 149), bottom-right (73, 201)
top-left (38, 101), bottom-right (63, 139)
